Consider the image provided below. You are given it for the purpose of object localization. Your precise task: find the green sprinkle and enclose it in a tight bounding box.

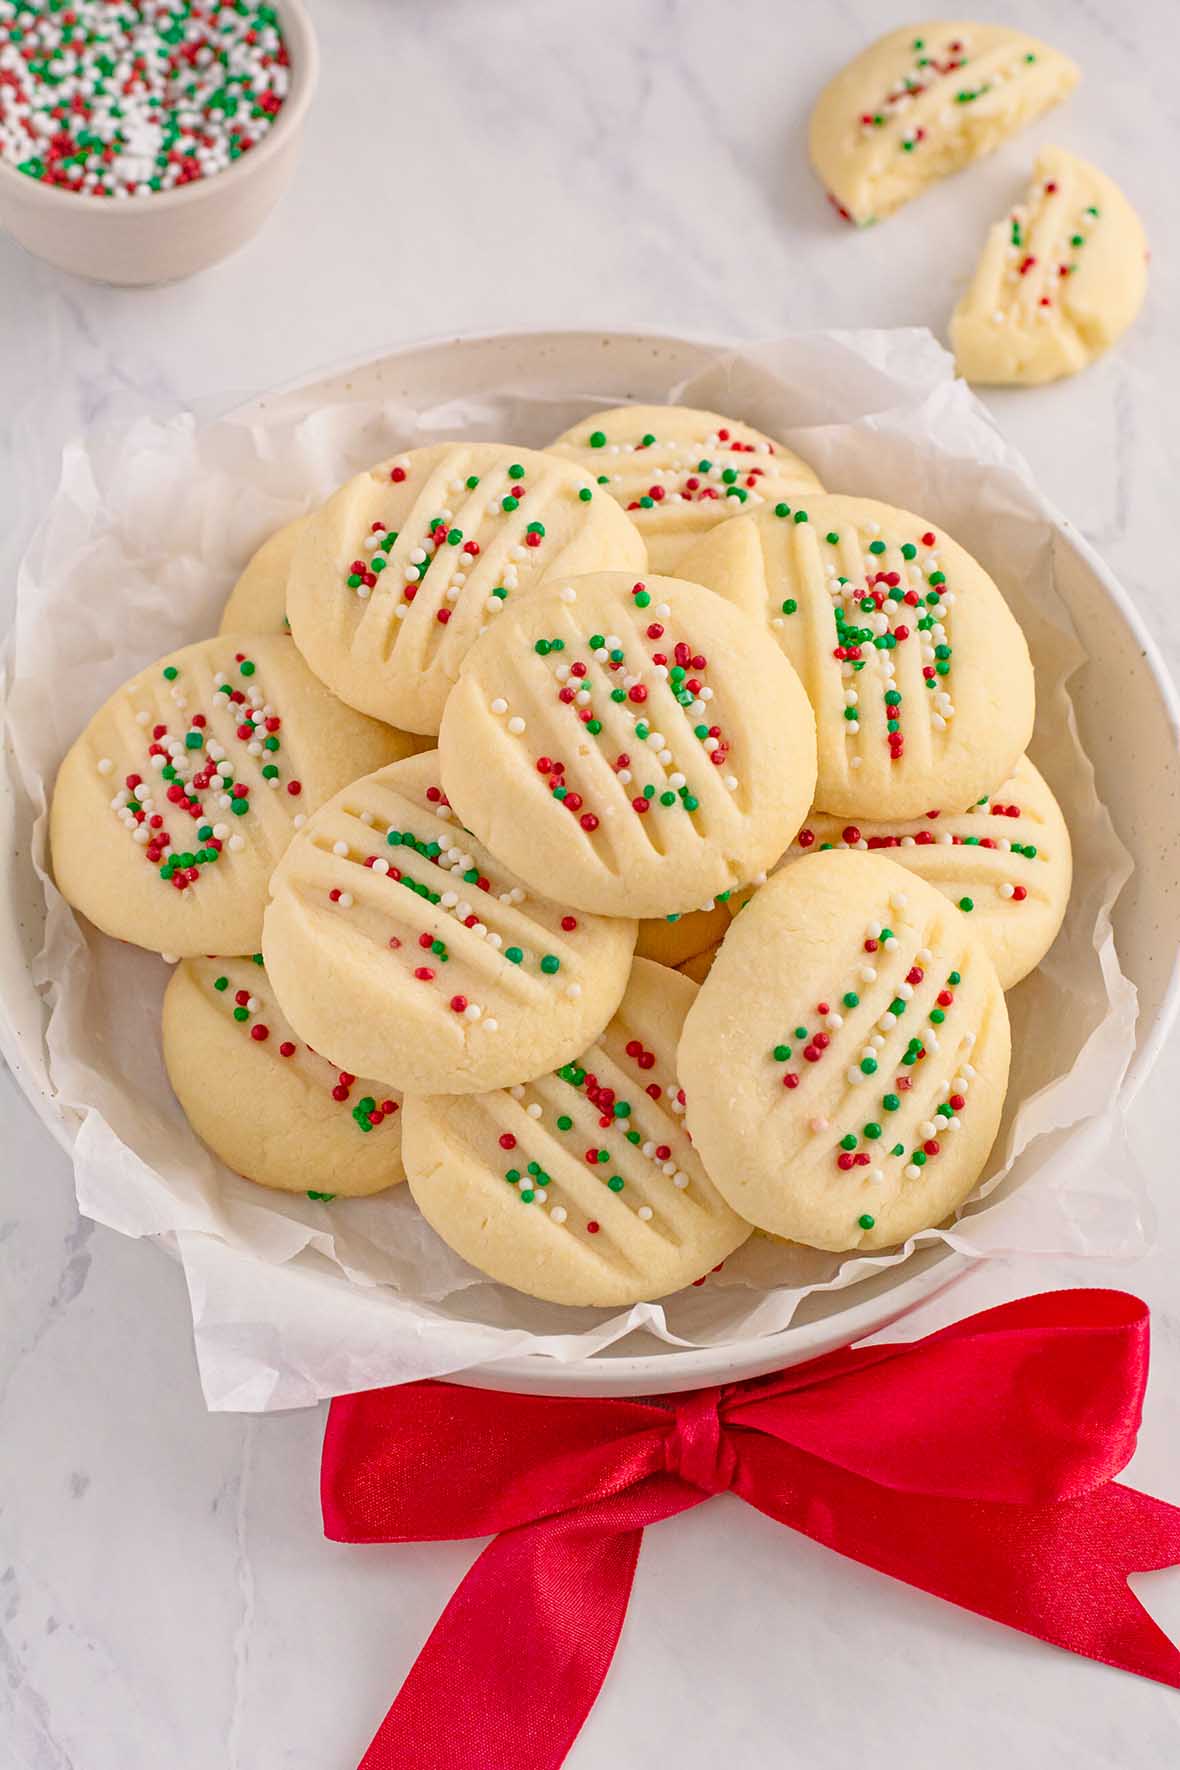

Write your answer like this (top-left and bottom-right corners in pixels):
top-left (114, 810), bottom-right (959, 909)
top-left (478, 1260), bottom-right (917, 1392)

top-left (948, 970), bottom-right (961, 986)
top-left (842, 992), bottom-right (859, 1008)
top-left (506, 946), bottom-right (523, 964)
top-left (466, 475), bottom-right (480, 489)
top-left (839, 1133), bottom-right (858, 1152)
top-left (162, 665), bottom-right (178, 680)
top-left (858, 1214), bottom-right (875, 1231)
top-left (540, 954), bottom-right (560, 975)
top-left (307, 1191), bottom-right (336, 1202)
top-left (959, 896), bottom-right (974, 912)
top-left (233, 1006), bottom-right (249, 1022)
top-left (641, 433), bottom-right (656, 447)
top-left (607, 1175), bottom-right (625, 1193)
top-left (239, 659), bottom-right (255, 676)
top-left (825, 531), bottom-right (840, 545)
top-left (901, 542), bottom-right (916, 560)
top-left (863, 1123), bottom-right (881, 1140)
top-left (793, 509), bottom-right (808, 524)
top-left (589, 431), bottom-right (606, 448)
top-left (883, 1093), bottom-right (901, 1112)
top-left (214, 975), bottom-right (229, 991)
top-left (774, 502), bottom-right (792, 519)
top-left (501, 496), bottom-right (519, 513)
top-left (860, 1058), bottom-right (878, 1076)
top-left (781, 598), bottom-right (798, 615)
top-left (869, 540), bottom-right (886, 555)
top-left (508, 463), bottom-right (525, 480)
top-left (891, 1143), bottom-right (905, 1157)
top-left (773, 1045), bottom-right (792, 1062)
top-left (578, 487), bottom-right (593, 502)
top-left (794, 1026), bottom-right (808, 1041)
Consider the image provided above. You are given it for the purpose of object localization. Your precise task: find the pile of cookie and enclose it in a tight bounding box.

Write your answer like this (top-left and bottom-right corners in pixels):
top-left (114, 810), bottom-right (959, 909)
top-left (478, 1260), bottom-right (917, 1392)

top-left (50, 403), bottom-right (1071, 1307)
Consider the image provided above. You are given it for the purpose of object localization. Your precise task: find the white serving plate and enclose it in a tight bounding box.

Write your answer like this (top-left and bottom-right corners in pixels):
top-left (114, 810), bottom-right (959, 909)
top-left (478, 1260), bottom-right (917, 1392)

top-left (2, 329), bottom-right (1179, 1398)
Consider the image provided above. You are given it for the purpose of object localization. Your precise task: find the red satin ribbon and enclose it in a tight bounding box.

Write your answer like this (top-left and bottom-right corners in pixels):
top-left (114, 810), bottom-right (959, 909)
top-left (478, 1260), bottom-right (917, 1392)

top-left (321, 1290), bottom-right (1180, 1770)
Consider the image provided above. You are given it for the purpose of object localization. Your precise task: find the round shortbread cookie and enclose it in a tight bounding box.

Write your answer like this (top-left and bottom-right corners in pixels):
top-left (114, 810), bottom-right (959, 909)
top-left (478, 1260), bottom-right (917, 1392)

top-left (546, 405), bottom-right (822, 573)
top-left (50, 635), bottom-right (411, 958)
top-left (635, 901), bottom-right (731, 970)
top-left (951, 147), bottom-right (1147, 386)
top-left (774, 754), bottom-right (1071, 988)
top-left (262, 750), bottom-right (637, 1095)
top-left (680, 851), bottom-right (1010, 1252)
top-left (286, 443), bottom-right (645, 735)
top-left (402, 958), bottom-right (751, 1306)
top-left (218, 516), bottom-right (309, 635)
top-left (437, 572), bottom-right (817, 918)
top-left (163, 955), bottom-right (404, 1196)
top-left (810, 22), bottom-right (1079, 228)
top-left (678, 494), bottom-right (1034, 821)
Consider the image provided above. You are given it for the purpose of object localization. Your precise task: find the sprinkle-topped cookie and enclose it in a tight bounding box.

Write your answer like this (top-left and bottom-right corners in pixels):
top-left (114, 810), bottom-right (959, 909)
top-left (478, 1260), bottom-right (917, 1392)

top-left (163, 954), bottom-right (405, 1197)
top-left (285, 443), bottom-right (645, 736)
top-left (402, 959), bottom-right (750, 1305)
top-left (0, 1), bottom-right (290, 199)
top-left (546, 405), bottom-right (822, 573)
top-left (49, 634), bottom-right (412, 957)
top-left (680, 850), bottom-right (1010, 1252)
top-left (678, 494), bottom-right (1034, 822)
top-left (261, 750), bottom-right (637, 1095)
top-left (809, 22), bottom-right (1078, 226)
top-left (951, 146), bottom-right (1148, 385)
top-left (437, 572), bottom-right (817, 918)
top-left (218, 516), bottom-right (310, 637)
top-left (771, 754), bottom-right (1071, 988)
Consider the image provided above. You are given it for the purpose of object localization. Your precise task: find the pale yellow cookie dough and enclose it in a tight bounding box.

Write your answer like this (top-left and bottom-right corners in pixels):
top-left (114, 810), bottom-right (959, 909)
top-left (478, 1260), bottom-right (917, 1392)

top-left (679, 851), bottom-right (1010, 1252)
top-left (438, 572), bottom-right (817, 919)
top-left (951, 147), bottom-right (1148, 385)
top-left (546, 405), bottom-right (823, 573)
top-left (403, 958), bottom-right (750, 1306)
top-left (810, 22), bottom-right (1078, 226)
top-left (768, 754), bottom-right (1071, 989)
top-left (218, 516), bottom-right (309, 635)
top-left (262, 750), bottom-right (637, 1095)
top-left (163, 955), bottom-right (405, 1196)
top-left (678, 494), bottom-right (1034, 822)
top-left (50, 635), bottom-right (412, 958)
top-left (286, 443), bottom-right (645, 736)
top-left (635, 901), bottom-right (731, 970)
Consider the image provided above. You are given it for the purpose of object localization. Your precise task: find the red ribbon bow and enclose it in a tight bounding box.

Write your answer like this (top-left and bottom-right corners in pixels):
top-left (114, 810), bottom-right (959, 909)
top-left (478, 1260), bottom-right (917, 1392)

top-left (322, 1290), bottom-right (1180, 1770)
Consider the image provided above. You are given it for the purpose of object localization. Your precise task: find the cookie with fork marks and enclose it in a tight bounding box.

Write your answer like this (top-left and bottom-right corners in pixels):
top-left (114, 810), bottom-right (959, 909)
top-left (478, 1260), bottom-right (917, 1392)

top-left (438, 572), bottom-right (816, 918)
top-left (680, 850), bottom-right (1010, 1251)
top-left (402, 958), bottom-right (750, 1305)
top-left (679, 494), bottom-right (1034, 821)
top-left (286, 443), bottom-right (645, 735)
top-left (262, 750), bottom-right (637, 1095)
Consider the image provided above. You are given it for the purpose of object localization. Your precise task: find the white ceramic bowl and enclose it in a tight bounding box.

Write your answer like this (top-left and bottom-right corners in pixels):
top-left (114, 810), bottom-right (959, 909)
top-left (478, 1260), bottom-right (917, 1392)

top-left (0, 0), bottom-right (317, 285)
top-left (2, 329), bottom-right (1178, 1399)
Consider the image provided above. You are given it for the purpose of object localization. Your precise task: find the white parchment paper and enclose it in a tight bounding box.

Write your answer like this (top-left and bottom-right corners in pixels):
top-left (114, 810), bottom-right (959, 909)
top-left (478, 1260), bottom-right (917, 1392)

top-left (0, 331), bottom-right (1144, 1411)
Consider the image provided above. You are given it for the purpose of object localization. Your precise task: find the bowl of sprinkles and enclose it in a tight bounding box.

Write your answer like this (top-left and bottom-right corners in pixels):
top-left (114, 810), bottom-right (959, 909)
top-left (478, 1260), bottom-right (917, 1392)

top-left (0, 0), bottom-right (317, 284)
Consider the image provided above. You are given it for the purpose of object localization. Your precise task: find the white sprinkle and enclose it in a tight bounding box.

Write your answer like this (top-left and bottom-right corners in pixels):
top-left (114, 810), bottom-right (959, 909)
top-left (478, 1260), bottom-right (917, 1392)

top-left (526, 1102), bottom-right (542, 1119)
top-left (550, 1205), bottom-right (568, 1225)
top-left (484, 1019), bottom-right (499, 1033)
top-left (637, 1205), bottom-right (653, 1222)
top-left (372, 857), bottom-right (390, 875)
top-left (507, 716), bottom-right (526, 735)
top-left (810, 1116), bottom-right (829, 1134)
top-left (333, 841), bottom-right (349, 857)
top-left (905, 1164), bottom-right (921, 1180)
top-left (338, 891), bottom-right (353, 909)
top-left (491, 697), bottom-right (508, 715)
top-left (672, 1172), bottom-right (690, 1189)
top-left (96, 757), bottom-right (114, 775)
top-left (559, 585), bottom-right (576, 603)
top-left (229, 834), bottom-right (245, 853)
top-left (293, 814), bottom-right (306, 830)
top-left (510, 1086), bottom-right (526, 1100)
top-left (565, 982), bottom-right (582, 999)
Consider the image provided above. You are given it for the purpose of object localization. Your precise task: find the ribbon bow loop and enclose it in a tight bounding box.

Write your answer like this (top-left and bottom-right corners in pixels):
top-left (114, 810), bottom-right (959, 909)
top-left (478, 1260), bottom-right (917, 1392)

top-left (323, 1291), bottom-right (1180, 1770)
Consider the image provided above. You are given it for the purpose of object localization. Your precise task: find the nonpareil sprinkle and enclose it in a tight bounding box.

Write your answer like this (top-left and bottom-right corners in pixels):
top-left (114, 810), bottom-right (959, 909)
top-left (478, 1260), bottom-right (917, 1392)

top-left (0, 1), bottom-right (290, 200)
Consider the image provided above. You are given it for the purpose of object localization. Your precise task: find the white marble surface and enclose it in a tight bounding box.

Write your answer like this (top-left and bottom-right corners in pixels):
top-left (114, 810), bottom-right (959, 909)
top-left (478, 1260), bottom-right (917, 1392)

top-left (2, 2), bottom-right (1180, 1765)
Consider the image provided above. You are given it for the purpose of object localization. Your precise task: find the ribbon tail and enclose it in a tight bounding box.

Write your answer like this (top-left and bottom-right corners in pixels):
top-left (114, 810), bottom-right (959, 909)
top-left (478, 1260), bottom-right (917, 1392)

top-left (741, 1445), bottom-right (1180, 1689)
top-left (358, 1479), bottom-right (698, 1770)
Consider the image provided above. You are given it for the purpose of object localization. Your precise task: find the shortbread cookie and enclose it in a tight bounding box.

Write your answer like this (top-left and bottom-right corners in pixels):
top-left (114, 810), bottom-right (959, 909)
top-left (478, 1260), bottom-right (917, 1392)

top-left (777, 755), bottom-right (1070, 988)
top-left (635, 901), bottom-right (731, 970)
top-left (811, 23), bottom-right (1078, 227)
top-left (262, 751), bottom-right (637, 1095)
top-left (680, 851), bottom-right (1010, 1252)
top-left (438, 573), bottom-right (817, 918)
top-left (546, 406), bottom-right (822, 573)
top-left (51, 635), bottom-right (410, 958)
top-left (678, 495), bottom-right (1034, 821)
top-left (402, 959), bottom-right (751, 1305)
top-left (218, 516), bottom-right (309, 635)
top-left (163, 955), bottom-right (404, 1196)
top-left (951, 147), bottom-right (1147, 386)
top-left (286, 443), bottom-right (644, 735)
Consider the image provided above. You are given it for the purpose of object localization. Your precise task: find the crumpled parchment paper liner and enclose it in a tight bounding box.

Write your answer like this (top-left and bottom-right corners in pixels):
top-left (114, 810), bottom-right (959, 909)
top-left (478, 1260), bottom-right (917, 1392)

top-left (1, 330), bottom-right (1142, 1411)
